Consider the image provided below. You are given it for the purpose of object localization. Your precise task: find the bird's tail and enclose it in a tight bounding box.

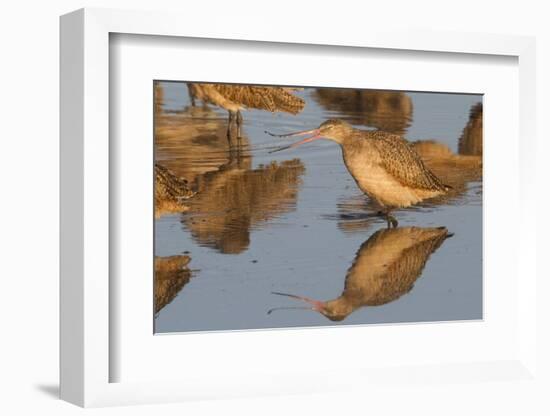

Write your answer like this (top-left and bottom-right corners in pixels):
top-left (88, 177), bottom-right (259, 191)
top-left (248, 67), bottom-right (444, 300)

top-left (425, 167), bottom-right (452, 193)
top-left (269, 89), bottom-right (306, 115)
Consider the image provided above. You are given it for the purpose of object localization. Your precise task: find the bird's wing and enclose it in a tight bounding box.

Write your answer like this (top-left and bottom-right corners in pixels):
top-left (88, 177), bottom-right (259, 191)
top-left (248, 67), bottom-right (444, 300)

top-left (214, 85), bottom-right (305, 114)
top-left (371, 132), bottom-right (447, 191)
top-left (195, 84), bottom-right (242, 112)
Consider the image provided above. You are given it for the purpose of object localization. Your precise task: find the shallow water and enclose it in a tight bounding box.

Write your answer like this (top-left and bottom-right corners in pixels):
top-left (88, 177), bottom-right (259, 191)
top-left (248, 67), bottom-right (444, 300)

top-left (154, 82), bottom-right (482, 333)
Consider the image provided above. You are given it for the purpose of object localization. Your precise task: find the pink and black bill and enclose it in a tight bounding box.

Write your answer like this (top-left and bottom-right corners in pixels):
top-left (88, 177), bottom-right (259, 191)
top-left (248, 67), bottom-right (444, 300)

top-left (265, 128), bottom-right (322, 153)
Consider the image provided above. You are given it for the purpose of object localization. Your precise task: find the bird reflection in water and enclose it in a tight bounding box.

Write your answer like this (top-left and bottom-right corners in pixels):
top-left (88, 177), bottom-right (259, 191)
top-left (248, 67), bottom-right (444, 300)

top-left (312, 88), bottom-right (413, 136)
top-left (154, 255), bottom-right (193, 314)
top-left (155, 104), bottom-right (237, 185)
top-left (154, 90), bottom-right (228, 218)
top-left (182, 158), bottom-right (305, 254)
top-left (269, 226), bottom-right (452, 321)
top-left (155, 83), bottom-right (306, 254)
top-left (458, 103), bottom-right (483, 156)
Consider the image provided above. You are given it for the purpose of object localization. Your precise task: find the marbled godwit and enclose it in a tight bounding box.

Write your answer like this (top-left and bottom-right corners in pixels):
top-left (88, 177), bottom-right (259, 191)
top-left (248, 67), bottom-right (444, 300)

top-left (155, 255), bottom-right (192, 314)
top-left (268, 226), bottom-right (452, 321)
top-left (331, 139), bottom-right (481, 230)
top-left (187, 83), bottom-right (305, 142)
top-left (155, 163), bottom-right (196, 218)
top-left (267, 119), bottom-right (451, 226)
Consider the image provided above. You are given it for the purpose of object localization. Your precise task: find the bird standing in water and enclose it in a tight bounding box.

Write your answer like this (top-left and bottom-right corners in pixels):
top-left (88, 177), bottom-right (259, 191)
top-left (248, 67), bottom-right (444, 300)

top-left (267, 119), bottom-right (450, 226)
top-left (187, 83), bottom-right (305, 143)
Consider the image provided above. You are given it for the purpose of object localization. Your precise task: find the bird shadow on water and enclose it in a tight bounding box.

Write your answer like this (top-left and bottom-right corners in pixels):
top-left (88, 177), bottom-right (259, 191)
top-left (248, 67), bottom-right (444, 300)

top-left (34, 384), bottom-right (59, 399)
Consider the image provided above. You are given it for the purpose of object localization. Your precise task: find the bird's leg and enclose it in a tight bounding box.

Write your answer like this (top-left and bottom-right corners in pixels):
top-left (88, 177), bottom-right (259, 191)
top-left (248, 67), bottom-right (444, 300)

top-left (227, 111), bottom-right (237, 145)
top-left (227, 145), bottom-right (237, 166)
top-left (236, 111), bottom-right (243, 140)
top-left (378, 209), bottom-right (398, 228)
top-left (225, 140), bottom-right (243, 169)
top-left (387, 215), bottom-right (398, 229)
top-left (386, 212), bottom-right (399, 228)
top-left (187, 88), bottom-right (196, 107)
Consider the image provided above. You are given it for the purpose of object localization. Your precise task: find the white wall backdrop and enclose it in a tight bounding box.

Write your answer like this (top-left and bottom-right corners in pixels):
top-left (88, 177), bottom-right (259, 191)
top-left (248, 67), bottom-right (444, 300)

top-left (0, 1), bottom-right (548, 415)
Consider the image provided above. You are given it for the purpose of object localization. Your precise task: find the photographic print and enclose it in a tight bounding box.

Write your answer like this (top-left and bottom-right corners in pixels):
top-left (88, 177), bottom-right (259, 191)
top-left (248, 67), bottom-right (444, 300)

top-left (154, 81), bottom-right (482, 333)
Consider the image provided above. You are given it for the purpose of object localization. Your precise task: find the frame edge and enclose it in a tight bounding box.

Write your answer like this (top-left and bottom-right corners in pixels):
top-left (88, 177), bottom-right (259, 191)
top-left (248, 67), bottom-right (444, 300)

top-left (60, 8), bottom-right (85, 407)
top-left (58, 6), bottom-right (539, 407)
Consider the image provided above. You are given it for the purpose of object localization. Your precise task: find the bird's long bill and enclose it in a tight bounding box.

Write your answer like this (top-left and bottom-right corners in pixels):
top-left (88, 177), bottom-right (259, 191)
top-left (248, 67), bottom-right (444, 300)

top-left (265, 128), bottom-right (320, 138)
top-left (266, 128), bottom-right (322, 154)
top-left (269, 291), bottom-right (325, 313)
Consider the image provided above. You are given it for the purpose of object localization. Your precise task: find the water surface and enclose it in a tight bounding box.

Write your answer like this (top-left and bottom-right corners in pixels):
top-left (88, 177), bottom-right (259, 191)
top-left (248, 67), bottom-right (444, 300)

top-left (154, 82), bottom-right (482, 333)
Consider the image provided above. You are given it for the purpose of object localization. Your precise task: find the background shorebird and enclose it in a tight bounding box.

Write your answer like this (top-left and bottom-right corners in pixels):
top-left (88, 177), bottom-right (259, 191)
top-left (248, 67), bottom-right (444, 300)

top-left (268, 226), bottom-right (452, 321)
top-left (267, 119), bottom-right (451, 226)
top-left (155, 163), bottom-right (196, 218)
top-left (155, 255), bottom-right (192, 314)
top-left (187, 83), bottom-right (305, 143)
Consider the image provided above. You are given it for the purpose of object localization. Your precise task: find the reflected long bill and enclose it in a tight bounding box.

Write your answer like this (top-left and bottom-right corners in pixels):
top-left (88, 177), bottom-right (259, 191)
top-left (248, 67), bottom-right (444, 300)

top-left (267, 306), bottom-right (314, 315)
top-left (268, 144), bottom-right (294, 154)
top-left (264, 128), bottom-right (320, 138)
top-left (268, 134), bottom-right (322, 154)
top-left (265, 127), bottom-right (322, 154)
top-left (270, 291), bottom-right (325, 311)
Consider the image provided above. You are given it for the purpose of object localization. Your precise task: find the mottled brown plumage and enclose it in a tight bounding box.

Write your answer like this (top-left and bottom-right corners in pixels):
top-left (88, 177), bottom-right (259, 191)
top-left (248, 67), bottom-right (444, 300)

top-left (188, 83), bottom-right (305, 141)
top-left (206, 84), bottom-right (305, 115)
top-left (335, 139), bottom-right (482, 233)
top-left (155, 163), bottom-right (195, 218)
top-left (367, 130), bottom-right (448, 192)
top-left (270, 226), bottom-right (451, 321)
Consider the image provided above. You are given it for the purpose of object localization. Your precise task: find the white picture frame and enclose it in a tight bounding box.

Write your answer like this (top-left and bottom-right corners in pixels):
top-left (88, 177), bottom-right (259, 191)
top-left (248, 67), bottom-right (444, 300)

top-left (60, 7), bottom-right (538, 407)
